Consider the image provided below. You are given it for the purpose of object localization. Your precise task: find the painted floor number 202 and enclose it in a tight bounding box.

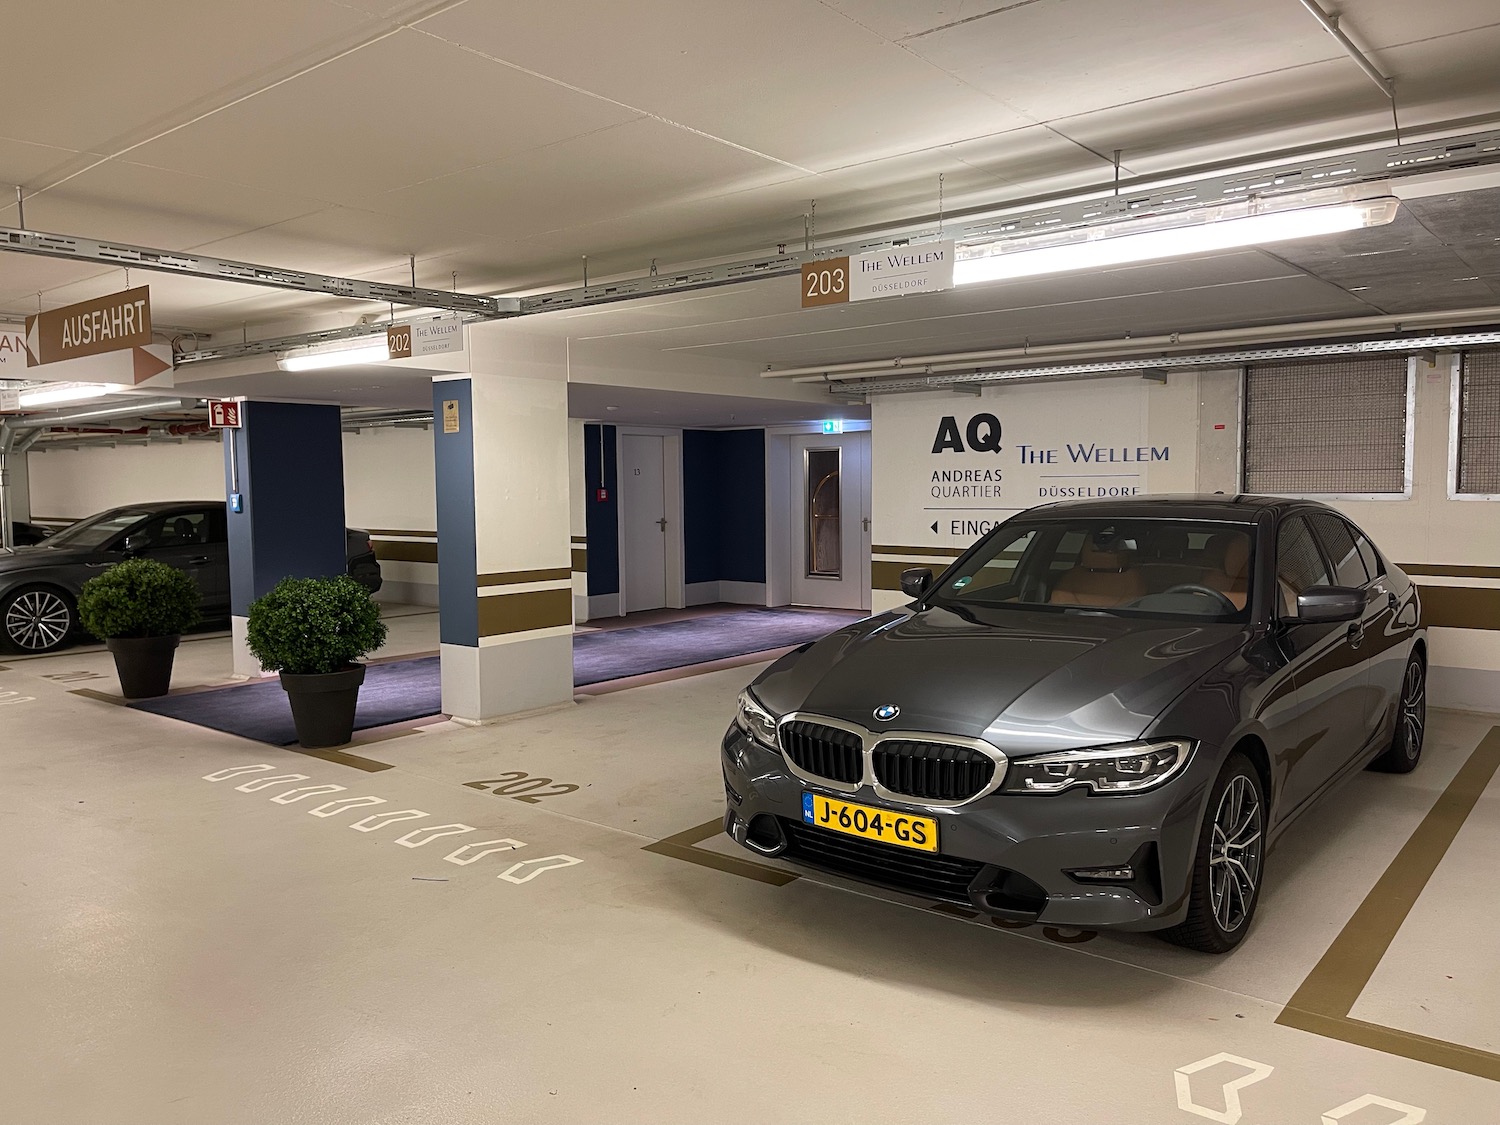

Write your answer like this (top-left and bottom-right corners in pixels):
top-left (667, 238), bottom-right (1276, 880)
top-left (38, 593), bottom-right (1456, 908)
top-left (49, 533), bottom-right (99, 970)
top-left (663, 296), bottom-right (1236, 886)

top-left (1175, 1054), bottom-right (1425, 1124)
top-left (464, 771), bottom-right (580, 803)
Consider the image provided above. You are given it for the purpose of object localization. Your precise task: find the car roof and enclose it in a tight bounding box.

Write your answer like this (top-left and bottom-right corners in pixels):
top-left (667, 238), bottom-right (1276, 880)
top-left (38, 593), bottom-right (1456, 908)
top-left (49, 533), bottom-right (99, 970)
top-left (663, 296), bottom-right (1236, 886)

top-left (1013, 494), bottom-right (1307, 523)
top-left (98, 501), bottom-right (221, 517)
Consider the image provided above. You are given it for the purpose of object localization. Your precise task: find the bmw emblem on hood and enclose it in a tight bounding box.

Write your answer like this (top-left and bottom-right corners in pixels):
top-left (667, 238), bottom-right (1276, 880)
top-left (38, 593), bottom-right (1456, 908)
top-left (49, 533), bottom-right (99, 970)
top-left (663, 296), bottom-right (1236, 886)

top-left (873, 704), bottom-right (900, 722)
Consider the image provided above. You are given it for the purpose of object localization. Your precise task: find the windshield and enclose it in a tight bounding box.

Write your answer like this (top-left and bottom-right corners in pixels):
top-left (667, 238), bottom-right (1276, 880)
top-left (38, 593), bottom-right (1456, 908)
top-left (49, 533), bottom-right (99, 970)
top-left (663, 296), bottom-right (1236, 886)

top-left (42, 509), bottom-right (152, 550)
top-left (931, 517), bottom-right (1254, 622)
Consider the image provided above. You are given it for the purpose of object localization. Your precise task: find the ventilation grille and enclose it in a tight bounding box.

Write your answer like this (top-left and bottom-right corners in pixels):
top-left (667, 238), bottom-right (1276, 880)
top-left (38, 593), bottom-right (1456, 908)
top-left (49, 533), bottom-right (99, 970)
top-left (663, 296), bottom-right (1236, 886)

top-left (779, 720), bottom-right (863, 785)
top-left (873, 741), bottom-right (996, 802)
top-left (1459, 351), bottom-right (1500, 495)
top-left (1244, 358), bottom-right (1408, 495)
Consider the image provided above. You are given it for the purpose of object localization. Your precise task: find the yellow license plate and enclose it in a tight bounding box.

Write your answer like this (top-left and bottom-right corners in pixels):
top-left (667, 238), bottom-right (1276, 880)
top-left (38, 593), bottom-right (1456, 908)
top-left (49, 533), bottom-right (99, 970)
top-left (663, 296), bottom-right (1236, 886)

top-left (802, 793), bottom-right (938, 853)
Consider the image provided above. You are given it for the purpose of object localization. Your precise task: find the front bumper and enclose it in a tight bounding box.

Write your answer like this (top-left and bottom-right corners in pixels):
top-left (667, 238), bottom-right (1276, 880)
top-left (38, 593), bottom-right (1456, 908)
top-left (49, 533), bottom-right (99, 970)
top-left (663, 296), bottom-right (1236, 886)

top-left (721, 725), bottom-right (1211, 931)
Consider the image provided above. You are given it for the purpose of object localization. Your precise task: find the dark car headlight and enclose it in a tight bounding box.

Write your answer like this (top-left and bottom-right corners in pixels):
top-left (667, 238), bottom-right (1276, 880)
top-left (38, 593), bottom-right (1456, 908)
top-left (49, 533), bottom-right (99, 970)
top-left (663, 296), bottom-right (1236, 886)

top-left (733, 689), bottom-right (780, 750)
top-left (1002, 739), bottom-right (1193, 795)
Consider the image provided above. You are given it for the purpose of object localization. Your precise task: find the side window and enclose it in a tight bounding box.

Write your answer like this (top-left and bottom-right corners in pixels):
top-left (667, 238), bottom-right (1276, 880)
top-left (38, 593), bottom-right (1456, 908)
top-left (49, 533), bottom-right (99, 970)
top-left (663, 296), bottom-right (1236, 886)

top-left (141, 511), bottom-right (211, 549)
top-left (1276, 515), bottom-right (1333, 615)
top-left (1052, 530), bottom-right (1086, 572)
top-left (1307, 512), bottom-right (1369, 587)
top-left (1352, 528), bottom-right (1383, 580)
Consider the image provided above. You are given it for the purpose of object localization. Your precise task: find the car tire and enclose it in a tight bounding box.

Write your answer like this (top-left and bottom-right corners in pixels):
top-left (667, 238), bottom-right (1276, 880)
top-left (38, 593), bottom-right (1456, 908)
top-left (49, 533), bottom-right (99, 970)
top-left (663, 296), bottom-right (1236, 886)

top-left (1369, 651), bottom-right (1425, 774)
top-left (1159, 752), bottom-right (1266, 954)
top-left (0, 585), bottom-right (77, 655)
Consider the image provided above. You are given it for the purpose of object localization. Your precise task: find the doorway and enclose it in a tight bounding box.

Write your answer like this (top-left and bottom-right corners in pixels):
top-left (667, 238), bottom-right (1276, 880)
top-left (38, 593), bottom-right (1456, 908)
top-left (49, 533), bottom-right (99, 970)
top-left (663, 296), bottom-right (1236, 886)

top-left (618, 432), bottom-right (684, 614)
top-left (787, 432), bottom-right (870, 611)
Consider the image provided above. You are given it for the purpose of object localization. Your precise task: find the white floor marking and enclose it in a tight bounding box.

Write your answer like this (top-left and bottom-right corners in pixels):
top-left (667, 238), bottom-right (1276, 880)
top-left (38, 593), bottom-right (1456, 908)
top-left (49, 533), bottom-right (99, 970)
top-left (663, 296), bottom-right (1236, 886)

top-left (308, 795), bottom-right (387, 817)
top-left (394, 823), bottom-right (475, 848)
top-left (234, 773), bottom-right (311, 793)
top-left (269, 784), bottom-right (347, 804)
top-left (1321, 1095), bottom-right (1426, 1124)
top-left (444, 839), bottom-right (525, 865)
top-left (1174, 1054), bottom-right (1275, 1124)
top-left (0, 691), bottom-right (36, 705)
top-left (498, 855), bottom-right (583, 883)
top-left (202, 764), bottom-right (275, 781)
top-left (349, 809), bottom-right (428, 832)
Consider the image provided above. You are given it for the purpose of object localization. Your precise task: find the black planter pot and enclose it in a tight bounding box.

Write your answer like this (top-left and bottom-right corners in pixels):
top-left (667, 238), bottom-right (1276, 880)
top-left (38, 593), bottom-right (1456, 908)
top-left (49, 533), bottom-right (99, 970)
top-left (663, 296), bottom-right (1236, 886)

top-left (105, 635), bottom-right (180, 700)
top-left (279, 665), bottom-right (366, 749)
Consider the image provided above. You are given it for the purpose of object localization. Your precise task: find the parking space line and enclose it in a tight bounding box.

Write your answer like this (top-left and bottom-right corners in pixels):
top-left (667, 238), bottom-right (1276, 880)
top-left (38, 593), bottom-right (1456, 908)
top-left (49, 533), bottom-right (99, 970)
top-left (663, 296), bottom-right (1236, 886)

top-left (1277, 726), bottom-right (1500, 1083)
top-left (643, 818), bottom-right (799, 887)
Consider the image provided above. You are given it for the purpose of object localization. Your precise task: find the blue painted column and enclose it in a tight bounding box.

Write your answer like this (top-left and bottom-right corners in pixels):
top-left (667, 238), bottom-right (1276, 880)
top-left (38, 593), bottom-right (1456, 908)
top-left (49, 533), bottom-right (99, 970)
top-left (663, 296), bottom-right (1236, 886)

top-left (224, 400), bottom-right (347, 675)
top-left (433, 338), bottom-right (573, 721)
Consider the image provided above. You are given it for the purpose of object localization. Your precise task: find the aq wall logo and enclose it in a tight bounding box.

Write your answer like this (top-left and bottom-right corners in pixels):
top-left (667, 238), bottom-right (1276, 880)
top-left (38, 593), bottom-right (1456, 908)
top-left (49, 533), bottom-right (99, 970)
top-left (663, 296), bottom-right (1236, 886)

top-left (931, 412), bottom-right (1003, 454)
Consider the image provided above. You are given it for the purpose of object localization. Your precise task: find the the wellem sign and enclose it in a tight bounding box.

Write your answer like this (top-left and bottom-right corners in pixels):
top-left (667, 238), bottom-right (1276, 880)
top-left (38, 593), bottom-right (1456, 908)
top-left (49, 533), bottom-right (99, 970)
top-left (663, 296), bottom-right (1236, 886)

top-left (25, 286), bottom-right (152, 366)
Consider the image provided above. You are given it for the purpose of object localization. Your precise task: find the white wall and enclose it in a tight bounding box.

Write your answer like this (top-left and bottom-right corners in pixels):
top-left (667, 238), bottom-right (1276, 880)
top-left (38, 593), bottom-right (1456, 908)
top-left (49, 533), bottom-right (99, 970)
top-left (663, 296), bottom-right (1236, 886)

top-left (26, 438), bottom-right (224, 519)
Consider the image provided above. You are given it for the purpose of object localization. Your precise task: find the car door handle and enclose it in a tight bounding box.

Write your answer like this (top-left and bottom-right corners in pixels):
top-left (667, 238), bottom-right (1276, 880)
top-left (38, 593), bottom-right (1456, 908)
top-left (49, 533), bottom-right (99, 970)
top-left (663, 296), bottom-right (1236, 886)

top-left (189, 556), bottom-right (211, 565)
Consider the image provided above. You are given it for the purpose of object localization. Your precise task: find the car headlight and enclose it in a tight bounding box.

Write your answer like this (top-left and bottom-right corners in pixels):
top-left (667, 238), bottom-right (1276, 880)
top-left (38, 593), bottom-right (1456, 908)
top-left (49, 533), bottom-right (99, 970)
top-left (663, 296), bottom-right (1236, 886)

top-left (1002, 739), bottom-right (1193, 795)
top-left (734, 690), bottom-right (779, 749)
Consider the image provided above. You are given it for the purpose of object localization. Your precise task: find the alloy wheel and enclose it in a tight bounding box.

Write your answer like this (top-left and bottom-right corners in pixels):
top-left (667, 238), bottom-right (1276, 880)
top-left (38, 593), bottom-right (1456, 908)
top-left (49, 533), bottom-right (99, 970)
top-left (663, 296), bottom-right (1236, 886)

top-left (1400, 660), bottom-right (1426, 760)
top-left (4, 590), bottom-right (72, 652)
top-left (1208, 774), bottom-right (1262, 934)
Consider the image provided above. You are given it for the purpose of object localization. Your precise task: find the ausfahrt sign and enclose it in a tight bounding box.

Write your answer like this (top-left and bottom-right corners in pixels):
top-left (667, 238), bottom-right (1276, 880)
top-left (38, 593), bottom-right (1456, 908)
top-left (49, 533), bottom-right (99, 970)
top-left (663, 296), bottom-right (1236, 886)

top-left (24, 286), bottom-right (153, 367)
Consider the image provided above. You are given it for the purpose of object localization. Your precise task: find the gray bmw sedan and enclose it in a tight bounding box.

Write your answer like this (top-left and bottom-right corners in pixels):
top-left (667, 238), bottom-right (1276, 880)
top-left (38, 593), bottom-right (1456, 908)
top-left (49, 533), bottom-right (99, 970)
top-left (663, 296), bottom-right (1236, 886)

top-left (722, 496), bottom-right (1426, 952)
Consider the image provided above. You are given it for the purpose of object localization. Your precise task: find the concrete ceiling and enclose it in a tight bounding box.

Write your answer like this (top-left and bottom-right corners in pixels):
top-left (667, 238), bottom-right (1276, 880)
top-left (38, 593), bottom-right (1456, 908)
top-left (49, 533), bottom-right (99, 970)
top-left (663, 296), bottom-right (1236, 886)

top-left (0, 0), bottom-right (1496, 341)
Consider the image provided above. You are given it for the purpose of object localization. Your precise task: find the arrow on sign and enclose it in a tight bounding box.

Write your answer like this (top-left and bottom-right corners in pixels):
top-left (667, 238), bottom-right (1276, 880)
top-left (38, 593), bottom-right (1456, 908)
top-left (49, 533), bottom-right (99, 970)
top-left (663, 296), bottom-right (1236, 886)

top-left (931, 520), bottom-right (939, 535)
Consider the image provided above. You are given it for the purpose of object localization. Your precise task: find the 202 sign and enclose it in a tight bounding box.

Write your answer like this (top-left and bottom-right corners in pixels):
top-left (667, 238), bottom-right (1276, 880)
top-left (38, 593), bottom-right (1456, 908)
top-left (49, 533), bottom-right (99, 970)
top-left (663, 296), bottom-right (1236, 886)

top-left (464, 771), bottom-right (580, 803)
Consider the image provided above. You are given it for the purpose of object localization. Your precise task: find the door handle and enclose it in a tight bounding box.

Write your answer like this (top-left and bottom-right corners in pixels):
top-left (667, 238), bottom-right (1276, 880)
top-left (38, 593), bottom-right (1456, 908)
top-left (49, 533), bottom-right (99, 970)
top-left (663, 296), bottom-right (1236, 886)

top-left (189, 556), bottom-right (211, 565)
top-left (656, 518), bottom-right (667, 532)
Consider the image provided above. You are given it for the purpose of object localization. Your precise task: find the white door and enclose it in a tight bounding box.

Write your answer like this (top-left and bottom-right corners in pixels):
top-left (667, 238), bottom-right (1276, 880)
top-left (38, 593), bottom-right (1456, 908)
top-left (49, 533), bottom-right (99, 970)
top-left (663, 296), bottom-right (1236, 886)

top-left (621, 434), bottom-right (668, 613)
top-left (789, 433), bottom-right (870, 610)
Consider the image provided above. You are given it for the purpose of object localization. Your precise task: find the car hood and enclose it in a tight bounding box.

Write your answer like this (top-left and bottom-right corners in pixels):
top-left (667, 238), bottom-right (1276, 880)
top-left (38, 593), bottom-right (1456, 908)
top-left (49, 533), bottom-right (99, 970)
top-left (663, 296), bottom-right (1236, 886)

top-left (752, 604), bottom-right (1247, 754)
top-left (0, 543), bottom-right (97, 570)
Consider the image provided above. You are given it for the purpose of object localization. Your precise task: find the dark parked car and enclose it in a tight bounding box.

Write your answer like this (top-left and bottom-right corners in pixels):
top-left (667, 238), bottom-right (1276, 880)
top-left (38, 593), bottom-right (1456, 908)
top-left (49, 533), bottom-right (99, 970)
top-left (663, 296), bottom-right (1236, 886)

top-left (724, 496), bottom-right (1425, 952)
top-left (0, 501), bottom-right (382, 654)
top-left (9, 522), bottom-right (53, 547)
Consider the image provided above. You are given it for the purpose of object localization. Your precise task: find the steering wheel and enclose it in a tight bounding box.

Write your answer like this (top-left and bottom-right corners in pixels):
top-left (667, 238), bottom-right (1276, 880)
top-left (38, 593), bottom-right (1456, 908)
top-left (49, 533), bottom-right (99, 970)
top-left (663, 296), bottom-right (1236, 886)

top-left (1161, 583), bottom-right (1238, 613)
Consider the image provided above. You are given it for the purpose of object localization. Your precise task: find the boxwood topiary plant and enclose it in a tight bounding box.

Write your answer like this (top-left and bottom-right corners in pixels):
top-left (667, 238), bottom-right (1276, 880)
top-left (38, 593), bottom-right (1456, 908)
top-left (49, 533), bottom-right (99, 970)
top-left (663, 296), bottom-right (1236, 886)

top-left (246, 575), bottom-right (387, 676)
top-left (78, 558), bottom-right (201, 639)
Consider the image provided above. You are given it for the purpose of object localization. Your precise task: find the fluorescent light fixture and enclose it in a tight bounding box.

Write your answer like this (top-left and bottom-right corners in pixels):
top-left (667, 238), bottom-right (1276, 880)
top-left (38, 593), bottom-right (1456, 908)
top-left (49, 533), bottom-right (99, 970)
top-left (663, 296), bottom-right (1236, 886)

top-left (954, 198), bottom-right (1400, 286)
top-left (16, 383), bottom-right (121, 407)
top-left (277, 341), bottom-right (390, 372)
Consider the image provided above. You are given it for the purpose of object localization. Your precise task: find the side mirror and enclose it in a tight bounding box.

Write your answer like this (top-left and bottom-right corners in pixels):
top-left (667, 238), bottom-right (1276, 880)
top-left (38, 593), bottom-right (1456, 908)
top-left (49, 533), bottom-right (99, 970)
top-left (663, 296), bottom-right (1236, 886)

top-left (1295, 585), bottom-right (1365, 623)
top-left (900, 567), bottom-right (933, 600)
top-left (123, 532), bottom-right (150, 554)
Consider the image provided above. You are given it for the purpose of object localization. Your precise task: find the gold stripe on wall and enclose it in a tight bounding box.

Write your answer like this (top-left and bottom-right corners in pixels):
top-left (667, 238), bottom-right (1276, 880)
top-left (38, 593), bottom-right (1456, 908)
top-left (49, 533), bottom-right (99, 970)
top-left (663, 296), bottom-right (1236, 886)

top-left (572, 548), bottom-right (588, 573)
top-left (1416, 584), bottom-right (1500, 631)
top-left (478, 588), bottom-right (573, 638)
top-left (1402, 563), bottom-right (1500, 580)
top-left (367, 528), bottom-right (437, 540)
top-left (873, 544), bottom-right (965, 558)
top-left (374, 540), bottom-right (439, 564)
top-left (477, 567), bottom-right (572, 589)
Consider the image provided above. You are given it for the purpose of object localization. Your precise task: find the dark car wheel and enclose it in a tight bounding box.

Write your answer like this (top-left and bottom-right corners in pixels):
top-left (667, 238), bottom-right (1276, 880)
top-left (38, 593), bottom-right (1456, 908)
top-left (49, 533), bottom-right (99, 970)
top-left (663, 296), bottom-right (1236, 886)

top-left (0, 586), bottom-right (77, 654)
top-left (1369, 652), bottom-right (1426, 774)
top-left (1160, 752), bottom-right (1266, 954)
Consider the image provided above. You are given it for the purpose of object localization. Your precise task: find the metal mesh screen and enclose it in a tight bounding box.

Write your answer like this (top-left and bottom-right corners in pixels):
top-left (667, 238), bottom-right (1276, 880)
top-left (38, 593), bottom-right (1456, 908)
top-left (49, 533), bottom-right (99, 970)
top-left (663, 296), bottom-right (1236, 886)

top-left (1458, 351), bottom-right (1500, 495)
top-left (1244, 358), bottom-right (1409, 495)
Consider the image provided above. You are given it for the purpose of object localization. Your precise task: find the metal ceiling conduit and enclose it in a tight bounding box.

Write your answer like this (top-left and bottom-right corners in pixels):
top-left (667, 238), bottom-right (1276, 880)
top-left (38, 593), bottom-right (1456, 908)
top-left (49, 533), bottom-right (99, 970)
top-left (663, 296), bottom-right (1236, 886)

top-left (830, 331), bottom-right (1500, 396)
top-left (13, 126), bottom-right (1500, 371)
top-left (766, 305), bottom-right (1500, 382)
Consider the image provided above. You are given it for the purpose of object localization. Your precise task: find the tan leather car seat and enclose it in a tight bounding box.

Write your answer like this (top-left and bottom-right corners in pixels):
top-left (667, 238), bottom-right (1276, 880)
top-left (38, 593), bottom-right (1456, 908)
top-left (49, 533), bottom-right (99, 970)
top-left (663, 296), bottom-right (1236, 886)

top-left (1049, 544), bottom-right (1147, 607)
top-left (1200, 533), bottom-right (1251, 610)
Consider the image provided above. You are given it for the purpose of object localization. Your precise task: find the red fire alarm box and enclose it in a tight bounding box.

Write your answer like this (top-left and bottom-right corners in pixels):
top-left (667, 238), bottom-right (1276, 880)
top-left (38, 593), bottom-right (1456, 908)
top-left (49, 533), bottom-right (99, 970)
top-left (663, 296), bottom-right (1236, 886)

top-left (595, 488), bottom-right (609, 502)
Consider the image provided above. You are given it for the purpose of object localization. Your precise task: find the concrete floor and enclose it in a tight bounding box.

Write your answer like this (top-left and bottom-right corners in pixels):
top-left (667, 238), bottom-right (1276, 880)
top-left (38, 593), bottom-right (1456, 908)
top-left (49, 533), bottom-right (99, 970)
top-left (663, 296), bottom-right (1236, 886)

top-left (2, 639), bottom-right (1497, 1122)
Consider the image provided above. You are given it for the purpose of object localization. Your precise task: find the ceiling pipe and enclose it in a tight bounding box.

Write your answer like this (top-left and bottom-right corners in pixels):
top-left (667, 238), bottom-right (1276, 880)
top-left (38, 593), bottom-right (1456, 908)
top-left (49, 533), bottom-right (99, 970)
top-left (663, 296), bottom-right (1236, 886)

top-left (4, 398), bottom-right (192, 429)
top-left (1295, 0), bottom-right (1394, 99)
top-left (767, 305), bottom-right (1500, 382)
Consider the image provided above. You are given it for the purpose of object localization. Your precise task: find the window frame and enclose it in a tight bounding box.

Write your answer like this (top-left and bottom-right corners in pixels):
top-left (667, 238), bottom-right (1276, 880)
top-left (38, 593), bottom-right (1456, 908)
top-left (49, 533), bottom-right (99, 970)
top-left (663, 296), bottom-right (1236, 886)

top-left (1448, 354), bottom-right (1500, 501)
top-left (1241, 359), bottom-right (1416, 502)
